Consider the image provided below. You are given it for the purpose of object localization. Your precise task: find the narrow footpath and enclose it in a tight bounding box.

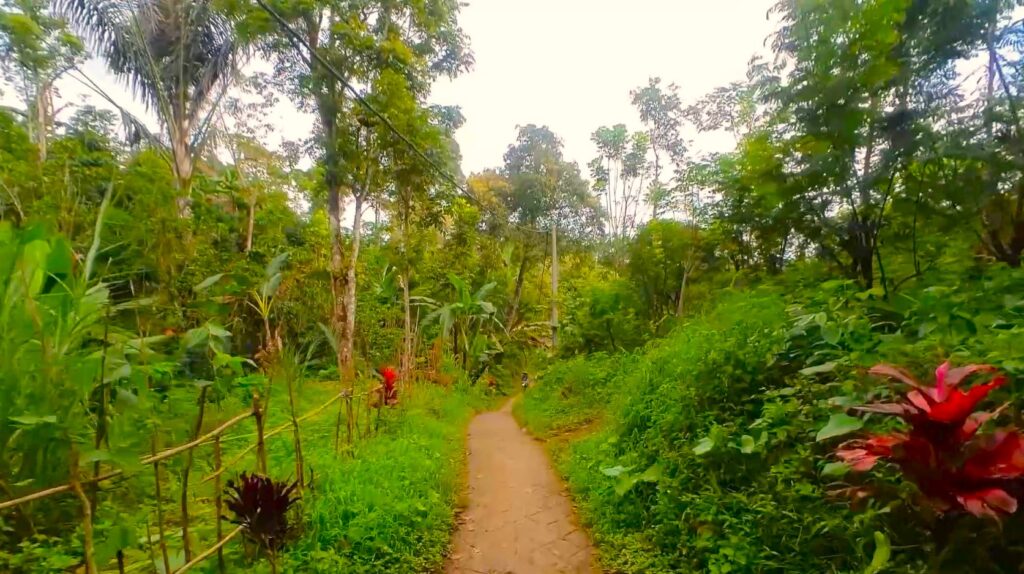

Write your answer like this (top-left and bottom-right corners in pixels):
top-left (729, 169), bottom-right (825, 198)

top-left (445, 399), bottom-right (597, 574)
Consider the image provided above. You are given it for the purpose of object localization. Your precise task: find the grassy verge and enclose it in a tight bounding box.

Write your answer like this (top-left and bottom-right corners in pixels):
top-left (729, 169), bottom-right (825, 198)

top-left (277, 382), bottom-right (492, 574)
top-left (517, 291), bottom-right (903, 573)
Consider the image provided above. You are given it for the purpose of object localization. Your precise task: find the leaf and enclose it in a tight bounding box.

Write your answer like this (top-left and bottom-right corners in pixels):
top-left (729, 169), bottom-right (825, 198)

top-left (600, 465), bottom-right (631, 477)
top-left (84, 183), bottom-right (112, 282)
top-left (261, 273), bottom-right (283, 299)
top-left (822, 461), bottom-right (851, 477)
top-left (115, 389), bottom-right (139, 409)
top-left (318, 323), bottom-right (339, 354)
top-left (800, 362), bottom-right (836, 376)
top-left (693, 437), bottom-right (715, 455)
top-left (614, 475), bottom-right (640, 497)
top-left (266, 251), bottom-right (290, 277)
top-left (638, 463), bottom-right (662, 482)
top-left (96, 520), bottom-right (136, 566)
top-left (864, 531), bottom-right (891, 574)
top-left (194, 273), bottom-right (226, 291)
top-left (821, 324), bottom-right (841, 345)
top-left (816, 413), bottom-right (864, 442)
top-left (740, 435), bottom-right (756, 454)
top-left (206, 322), bottom-right (231, 339)
top-left (9, 415), bottom-right (57, 427)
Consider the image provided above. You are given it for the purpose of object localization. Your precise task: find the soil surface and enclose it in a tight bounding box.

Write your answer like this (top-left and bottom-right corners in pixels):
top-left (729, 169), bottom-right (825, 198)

top-left (445, 399), bottom-right (597, 574)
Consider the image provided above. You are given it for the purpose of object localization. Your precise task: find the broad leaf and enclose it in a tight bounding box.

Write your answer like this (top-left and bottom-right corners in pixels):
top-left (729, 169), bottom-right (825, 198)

top-left (816, 413), bottom-right (864, 442)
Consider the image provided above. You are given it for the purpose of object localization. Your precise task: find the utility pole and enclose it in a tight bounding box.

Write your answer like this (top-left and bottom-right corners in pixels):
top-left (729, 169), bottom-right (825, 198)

top-left (550, 223), bottom-right (559, 349)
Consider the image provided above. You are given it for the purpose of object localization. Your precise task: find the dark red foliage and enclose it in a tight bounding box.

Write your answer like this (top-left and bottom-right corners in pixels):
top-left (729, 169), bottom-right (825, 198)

top-left (379, 365), bottom-right (399, 405)
top-left (225, 472), bottom-right (300, 552)
top-left (835, 362), bottom-right (1024, 519)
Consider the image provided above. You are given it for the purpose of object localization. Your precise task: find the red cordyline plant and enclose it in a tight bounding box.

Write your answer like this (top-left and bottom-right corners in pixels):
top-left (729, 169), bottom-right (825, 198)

top-left (379, 365), bottom-right (398, 406)
top-left (225, 472), bottom-right (300, 571)
top-left (834, 361), bottom-right (1024, 520)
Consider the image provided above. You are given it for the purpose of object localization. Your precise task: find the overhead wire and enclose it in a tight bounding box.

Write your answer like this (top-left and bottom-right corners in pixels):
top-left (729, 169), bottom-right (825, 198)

top-left (253, 0), bottom-right (546, 235)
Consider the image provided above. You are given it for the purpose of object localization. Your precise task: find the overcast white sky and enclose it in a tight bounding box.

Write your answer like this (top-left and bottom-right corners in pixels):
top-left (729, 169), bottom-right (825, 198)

top-left (2, 0), bottom-right (777, 176)
top-left (431, 0), bottom-right (776, 174)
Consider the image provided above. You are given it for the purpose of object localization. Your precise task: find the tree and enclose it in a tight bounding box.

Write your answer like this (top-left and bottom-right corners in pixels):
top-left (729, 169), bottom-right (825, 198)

top-left (0, 0), bottom-right (83, 160)
top-left (57, 0), bottom-right (241, 203)
top-left (766, 0), bottom-right (990, 287)
top-left (630, 77), bottom-right (686, 219)
top-left (243, 0), bottom-right (472, 381)
top-left (496, 124), bottom-right (601, 329)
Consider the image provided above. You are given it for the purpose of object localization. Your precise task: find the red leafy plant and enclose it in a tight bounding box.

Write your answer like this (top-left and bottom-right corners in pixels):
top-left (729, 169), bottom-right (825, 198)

top-left (225, 472), bottom-right (300, 571)
top-left (833, 362), bottom-right (1024, 519)
top-left (379, 365), bottom-right (399, 406)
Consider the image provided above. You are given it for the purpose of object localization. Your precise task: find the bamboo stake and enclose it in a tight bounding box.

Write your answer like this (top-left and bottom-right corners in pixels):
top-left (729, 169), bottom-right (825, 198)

top-left (0, 389), bottom-right (351, 512)
top-left (287, 376), bottom-right (304, 488)
top-left (145, 518), bottom-right (157, 573)
top-left (213, 435), bottom-right (225, 573)
top-left (201, 392), bottom-right (344, 484)
top-left (172, 526), bottom-right (243, 574)
top-left (180, 385), bottom-right (209, 561)
top-left (69, 449), bottom-right (98, 574)
top-left (152, 435), bottom-right (171, 574)
top-left (253, 394), bottom-right (268, 474)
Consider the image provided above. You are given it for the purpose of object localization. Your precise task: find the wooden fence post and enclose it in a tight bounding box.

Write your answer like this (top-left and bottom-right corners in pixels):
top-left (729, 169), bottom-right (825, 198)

top-left (213, 435), bottom-right (225, 573)
top-left (253, 393), bottom-right (268, 474)
top-left (180, 385), bottom-right (209, 561)
top-left (69, 449), bottom-right (98, 574)
top-left (152, 434), bottom-right (171, 574)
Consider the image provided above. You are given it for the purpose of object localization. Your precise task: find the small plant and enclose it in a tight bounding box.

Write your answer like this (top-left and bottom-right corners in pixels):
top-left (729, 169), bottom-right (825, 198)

top-left (225, 472), bottom-right (300, 572)
top-left (832, 362), bottom-right (1024, 519)
top-left (378, 365), bottom-right (399, 406)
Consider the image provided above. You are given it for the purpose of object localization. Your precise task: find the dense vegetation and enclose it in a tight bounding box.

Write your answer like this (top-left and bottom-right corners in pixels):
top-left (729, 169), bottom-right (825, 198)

top-left (3, 0), bottom-right (1024, 572)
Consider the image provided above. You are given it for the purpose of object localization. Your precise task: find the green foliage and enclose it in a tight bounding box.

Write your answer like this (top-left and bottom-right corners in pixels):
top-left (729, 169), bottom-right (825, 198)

top-left (281, 384), bottom-right (491, 574)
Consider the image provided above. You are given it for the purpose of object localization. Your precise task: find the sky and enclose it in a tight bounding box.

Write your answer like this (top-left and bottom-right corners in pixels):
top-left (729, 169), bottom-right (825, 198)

top-left (430, 0), bottom-right (777, 174)
top-left (1, 0), bottom-right (778, 176)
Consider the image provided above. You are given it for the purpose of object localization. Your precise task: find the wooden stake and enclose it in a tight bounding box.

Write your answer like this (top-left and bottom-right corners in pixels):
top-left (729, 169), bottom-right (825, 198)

top-left (152, 435), bottom-right (171, 574)
top-left (180, 385), bottom-right (209, 561)
top-left (69, 449), bottom-right (98, 574)
top-left (213, 435), bottom-right (225, 573)
top-left (253, 393), bottom-right (268, 474)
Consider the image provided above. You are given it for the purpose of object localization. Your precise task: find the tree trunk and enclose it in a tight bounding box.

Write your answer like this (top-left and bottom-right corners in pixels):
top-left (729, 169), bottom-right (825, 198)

top-left (676, 265), bottom-right (690, 317)
top-left (401, 272), bottom-right (412, 385)
top-left (340, 194), bottom-right (364, 384)
top-left (171, 128), bottom-right (194, 217)
top-left (506, 253), bottom-right (529, 329)
top-left (34, 84), bottom-right (50, 162)
top-left (328, 184), bottom-right (347, 380)
top-left (244, 197), bottom-right (256, 253)
top-left (550, 225), bottom-right (559, 349)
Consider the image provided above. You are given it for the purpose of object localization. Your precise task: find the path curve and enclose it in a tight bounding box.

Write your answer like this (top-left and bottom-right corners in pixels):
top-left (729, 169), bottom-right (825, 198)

top-left (445, 399), bottom-right (596, 574)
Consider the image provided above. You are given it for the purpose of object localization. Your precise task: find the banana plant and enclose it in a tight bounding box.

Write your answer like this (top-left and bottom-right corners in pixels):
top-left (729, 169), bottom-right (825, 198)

top-left (419, 273), bottom-right (504, 370)
top-left (249, 252), bottom-right (289, 356)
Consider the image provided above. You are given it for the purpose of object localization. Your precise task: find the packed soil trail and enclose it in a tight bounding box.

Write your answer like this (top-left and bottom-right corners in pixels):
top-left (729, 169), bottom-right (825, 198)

top-left (445, 398), bottom-right (597, 574)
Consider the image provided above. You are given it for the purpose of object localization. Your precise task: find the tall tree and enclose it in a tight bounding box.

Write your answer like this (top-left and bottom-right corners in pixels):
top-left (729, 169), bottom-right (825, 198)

top-left (590, 124), bottom-right (649, 237)
top-left (58, 0), bottom-right (241, 204)
top-left (630, 77), bottom-right (686, 219)
top-left (0, 0), bottom-right (83, 160)
top-left (247, 0), bottom-right (471, 380)
top-left (498, 124), bottom-right (600, 329)
top-left (767, 0), bottom-right (989, 286)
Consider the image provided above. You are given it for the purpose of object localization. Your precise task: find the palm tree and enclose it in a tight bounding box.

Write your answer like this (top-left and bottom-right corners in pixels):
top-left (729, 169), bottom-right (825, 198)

top-left (57, 0), bottom-right (239, 203)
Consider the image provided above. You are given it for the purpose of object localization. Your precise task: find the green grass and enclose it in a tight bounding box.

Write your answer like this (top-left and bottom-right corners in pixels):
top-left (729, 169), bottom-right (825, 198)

top-left (276, 383), bottom-right (492, 574)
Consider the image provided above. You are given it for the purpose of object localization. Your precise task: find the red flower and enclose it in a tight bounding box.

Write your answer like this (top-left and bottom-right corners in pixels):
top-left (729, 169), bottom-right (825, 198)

top-left (831, 362), bottom-right (1023, 520)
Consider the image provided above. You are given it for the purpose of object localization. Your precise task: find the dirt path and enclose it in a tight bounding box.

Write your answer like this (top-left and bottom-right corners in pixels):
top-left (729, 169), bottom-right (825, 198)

top-left (445, 399), bottom-right (596, 574)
